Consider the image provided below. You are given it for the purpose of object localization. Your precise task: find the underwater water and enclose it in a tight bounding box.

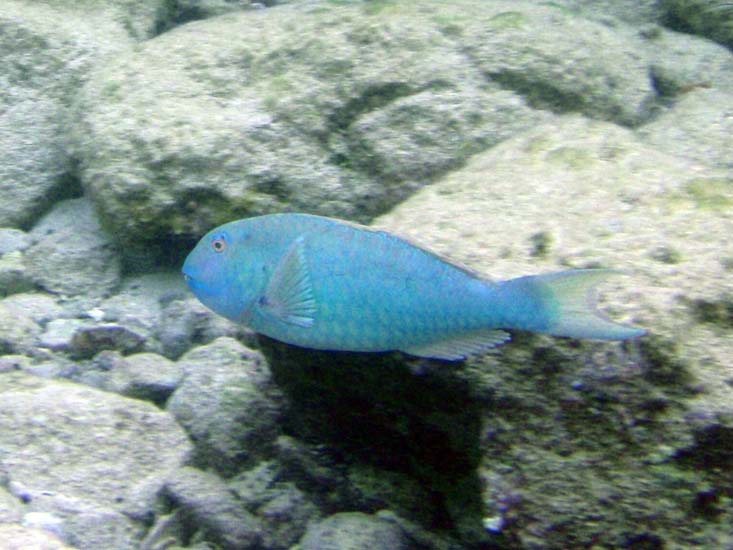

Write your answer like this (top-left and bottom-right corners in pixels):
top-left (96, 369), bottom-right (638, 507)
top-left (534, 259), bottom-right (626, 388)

top-left (1, 1), bottom-right (732, 549)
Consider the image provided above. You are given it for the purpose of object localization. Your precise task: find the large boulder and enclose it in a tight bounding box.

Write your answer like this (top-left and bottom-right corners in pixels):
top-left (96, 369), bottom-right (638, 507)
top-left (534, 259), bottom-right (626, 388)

top-left (167, 337), bottom-right (283, 476)
top-left (374, 115), bottom-right (733, 548)
top-left (0, 1), bottom-right (144, 230)
top-left (639, 88), bottom-right (733, 169)
top-left (24, 198), bottom-right (121, 298)
top-left (661, 0), bottom-right (733, 50)
top-left (73, 0), bottom-right (656, 251)
top-left (0, 371), bottom-right (193, 550)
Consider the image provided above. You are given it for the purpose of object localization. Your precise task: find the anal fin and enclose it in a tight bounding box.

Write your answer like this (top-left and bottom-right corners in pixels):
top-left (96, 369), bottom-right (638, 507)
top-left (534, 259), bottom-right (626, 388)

top-left (402, 329), bottom-right (511, 361)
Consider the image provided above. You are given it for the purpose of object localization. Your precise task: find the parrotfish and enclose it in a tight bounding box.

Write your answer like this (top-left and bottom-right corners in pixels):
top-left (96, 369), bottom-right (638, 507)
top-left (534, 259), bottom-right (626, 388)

top-left (182, 213), bottom-right (644, 360)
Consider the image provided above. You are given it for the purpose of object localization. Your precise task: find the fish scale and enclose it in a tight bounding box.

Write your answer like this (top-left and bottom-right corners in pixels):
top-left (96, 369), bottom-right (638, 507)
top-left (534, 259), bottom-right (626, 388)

top-left (183, 213), bottom-right (645, 360)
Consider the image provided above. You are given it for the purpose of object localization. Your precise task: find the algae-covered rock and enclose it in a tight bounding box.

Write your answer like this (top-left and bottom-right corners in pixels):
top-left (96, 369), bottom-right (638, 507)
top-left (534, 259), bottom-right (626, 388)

top-left (0, 524), bottom-right (77, 550)
top-left (299, 511), bottom-right (410, 550)
top-left (0, 371), bottom-right (192, 549)
top-left (639, 88), bottom-right (733, 169)
top-left (375, 115), bottom-right (733, 548)
top-left (73, 0), bottom-right (656, 255)
top-left (163, 466), bottom-right (262, 549)
top-left (167, 337), bottom-right (283, 475)
top-left (25, 198), bottom-right (121, 298)
top-left (661, 0), bottom-right (733, 50)
top-left (0, 0), bottom-right (141, 230)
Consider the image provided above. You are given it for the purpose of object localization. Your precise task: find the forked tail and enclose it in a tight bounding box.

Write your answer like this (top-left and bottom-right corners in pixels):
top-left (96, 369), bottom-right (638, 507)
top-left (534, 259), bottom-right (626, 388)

top-left (501, 269), bottom-right (646, 340)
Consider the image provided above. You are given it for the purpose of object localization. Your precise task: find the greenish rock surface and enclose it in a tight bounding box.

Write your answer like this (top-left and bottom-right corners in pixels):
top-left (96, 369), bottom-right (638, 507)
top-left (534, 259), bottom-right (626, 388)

top-left (297, 511), bottom-right (409, 550)
top-left (0, 1), bottom-right (731, 549)
top-left (661, 0), bottom-right (733, 49)
top-left (0, 0), bottom-right (138, 230)
top-left (73, 0), bottom-right (657, 254)
top-left (639, 88), bottom-right (733, 168)
top-left (163, 466), bottom-right (262, 549)
top-left (0, 524), bottom-right (76, 550)
top-left (374, 115), bottom-right (733, 548)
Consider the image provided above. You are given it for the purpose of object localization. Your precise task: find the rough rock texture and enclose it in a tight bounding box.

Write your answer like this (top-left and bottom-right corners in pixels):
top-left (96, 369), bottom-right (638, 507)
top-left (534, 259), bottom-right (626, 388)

top-left (0, 301), bottom-right (42, 355)
top-left (0, 1), bottom-right (731, 549)
top-left (639, 88), bottom-right (733, 168)
top-left (645, 27), bottom-right (733, 98)
top-left (0, 524), bottom-right (77, 550)
top-left (661, 0), bottom-right (733, 49)
top-left (374, 115), bottom-right (733, 548)
top-left (298, 512), bottom-right (410, 550)
top-left (102, 351), bottom-right (184, 404)
top-left (0, 0), bottom-right (137, 230)
top-left (0, 371), bottom-right (193, 550)
top-left (73, 0), bottom-right (660, 253)
top-left (167, 337), bottom-right (283, 475)
top-left (0, 486), bottom-right (23, 523)
top-left (163, 466), bottom-right (262, 550)
top-left (25, 198), bottom-right (121, 298)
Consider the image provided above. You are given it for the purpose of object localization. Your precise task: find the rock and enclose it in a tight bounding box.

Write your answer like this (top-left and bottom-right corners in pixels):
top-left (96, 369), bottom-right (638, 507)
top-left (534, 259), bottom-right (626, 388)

top-left (639, 88), bottom-right (733, 169)
top-left (645, 28), bottom-right (733, 98)
top-left (0, 231), bottom-right (36, 297)
top-left (298, 512), bottom-right (409, 550)
top-left (257, 484), bottom-right (319, 550)
top-left (163, 466), bottom-right (261, 550)
top-left (71, 0), bottom-right (659, 251)
top-left (101, 272), bottom-right (187, 326)
top-left (0, 0), bottom-right (140, 230)
top-left (0, 354), bottom-right (31, 374)
top-left (22, 511), bottom-right (65, 541)
top-left (21, 357), bottom-right (78, 381)
top-left (0, 524), bottom-right (77, 550)
top-left (167, 337), bottom-right (282, 475)
top-left (62, 509), bottom-right (144, 550)
top-left (1, 292), bottom-right (64, 324)
top-left (0, 251), bottom-right (35, 297)
top-left (229, 463), bottom-right (320, 550)
top-left (104, 351), bottom-right (184, 404)
top-left (554, 0), bottom-right (662, 25)
top-left (0, 90), bottom-right (72, 231)
top-left (97, 271), bottom-right (188, 355)
top-left (0, 371), bottom-right (192, 550)
top-left (69, 323), bottom-right (146, 359)
top-left (155, 295), bottom-right (246, 360)
top-left (375, 115), bottom-right (733, 548)
top-left (456, 5), bottom-right (655, 126)
top-left (660, 0), bottom-right (733, 50)
top-left (0, 302), bottom-right (41, 355)
top-left (25, 199), bottom-right (121, 298)
top-left (0, 228), bottom-right (31, 254)
top-left (0, 485), bottom-right (23, 523)
top-left (39, 318), bottom-right (93, 353)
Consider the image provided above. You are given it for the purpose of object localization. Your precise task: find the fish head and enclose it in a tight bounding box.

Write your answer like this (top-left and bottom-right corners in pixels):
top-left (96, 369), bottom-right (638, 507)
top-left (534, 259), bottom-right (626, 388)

top-left (182, 221), bottom-right (263, 323)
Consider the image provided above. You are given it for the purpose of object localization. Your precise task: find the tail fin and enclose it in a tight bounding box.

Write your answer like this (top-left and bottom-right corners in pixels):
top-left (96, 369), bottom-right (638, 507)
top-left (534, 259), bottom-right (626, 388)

top-left (528, 269), bottom-right (645, 340)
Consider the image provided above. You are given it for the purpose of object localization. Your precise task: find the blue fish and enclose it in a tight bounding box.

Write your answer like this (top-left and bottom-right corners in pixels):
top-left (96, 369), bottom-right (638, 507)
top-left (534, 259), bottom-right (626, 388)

top-left (182, 213), bottom-right (644, 360)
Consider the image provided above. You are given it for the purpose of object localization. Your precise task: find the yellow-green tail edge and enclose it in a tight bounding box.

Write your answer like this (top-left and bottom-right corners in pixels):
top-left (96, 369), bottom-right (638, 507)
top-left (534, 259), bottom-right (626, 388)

top-left (533, 269), bottom-right (646, 340)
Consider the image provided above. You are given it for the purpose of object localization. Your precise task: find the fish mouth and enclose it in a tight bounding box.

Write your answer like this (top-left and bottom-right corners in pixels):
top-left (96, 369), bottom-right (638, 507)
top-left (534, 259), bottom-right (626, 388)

top-left (181, 267), bottom-right (195, 287)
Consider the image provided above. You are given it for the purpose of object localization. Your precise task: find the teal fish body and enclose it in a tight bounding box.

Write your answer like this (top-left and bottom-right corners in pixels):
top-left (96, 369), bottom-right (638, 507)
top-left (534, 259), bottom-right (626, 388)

top-left (182, 213), bottom-right (644, 360)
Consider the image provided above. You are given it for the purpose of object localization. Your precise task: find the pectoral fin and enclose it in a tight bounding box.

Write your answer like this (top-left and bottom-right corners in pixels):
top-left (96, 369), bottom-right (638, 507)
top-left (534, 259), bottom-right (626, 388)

top-left (402, 329), bottom-right (511, 361)
top-left (260, 236), bottom-right (316, 327)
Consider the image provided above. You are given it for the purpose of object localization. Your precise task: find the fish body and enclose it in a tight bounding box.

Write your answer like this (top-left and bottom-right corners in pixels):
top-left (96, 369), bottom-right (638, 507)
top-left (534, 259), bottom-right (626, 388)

top-left (182, 213), bottom-right (644, 360)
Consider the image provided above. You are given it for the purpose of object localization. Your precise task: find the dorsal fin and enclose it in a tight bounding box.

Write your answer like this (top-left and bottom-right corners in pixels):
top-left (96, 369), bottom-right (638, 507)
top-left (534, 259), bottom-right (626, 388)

top-left (401, 329), bottom-right (511, 361)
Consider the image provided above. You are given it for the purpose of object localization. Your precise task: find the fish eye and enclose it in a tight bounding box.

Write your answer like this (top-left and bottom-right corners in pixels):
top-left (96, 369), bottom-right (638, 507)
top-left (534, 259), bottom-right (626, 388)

top-left (211, 235), bottom-right (227, 253)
